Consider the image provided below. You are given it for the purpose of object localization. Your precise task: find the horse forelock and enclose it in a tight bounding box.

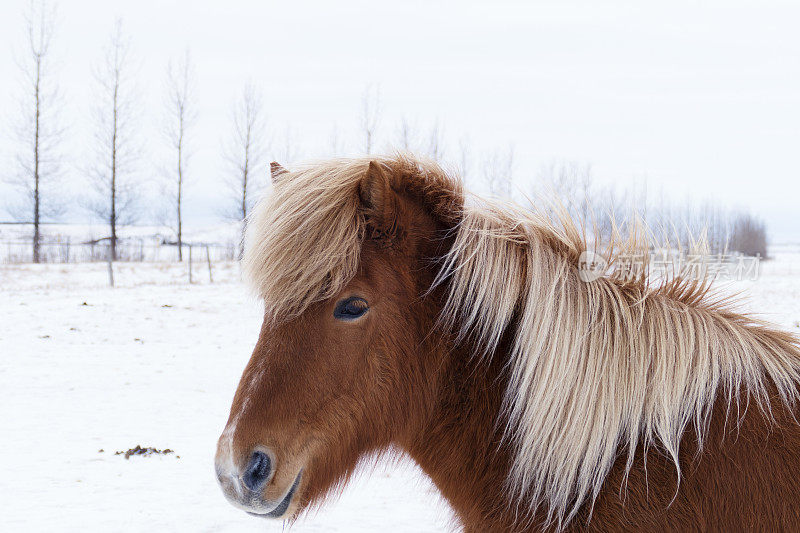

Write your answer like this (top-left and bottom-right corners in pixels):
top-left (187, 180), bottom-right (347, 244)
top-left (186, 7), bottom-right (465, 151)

top-left (242, 154), bottom-right (459, 323)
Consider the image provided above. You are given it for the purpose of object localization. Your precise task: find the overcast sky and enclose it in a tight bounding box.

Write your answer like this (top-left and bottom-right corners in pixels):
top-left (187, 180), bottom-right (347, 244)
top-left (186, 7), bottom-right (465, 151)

top-left (1, 0), bottom-right (798, 241)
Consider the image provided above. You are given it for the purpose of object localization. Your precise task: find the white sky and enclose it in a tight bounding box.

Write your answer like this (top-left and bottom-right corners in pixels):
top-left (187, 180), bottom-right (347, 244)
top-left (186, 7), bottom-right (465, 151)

top-left (1, 0), bottom-right (798, 241)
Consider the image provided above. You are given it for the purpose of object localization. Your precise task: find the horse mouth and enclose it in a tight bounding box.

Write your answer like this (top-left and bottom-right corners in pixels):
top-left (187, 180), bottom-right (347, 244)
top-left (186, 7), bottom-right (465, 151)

top-left (248, 470), bottom-right (303, 519)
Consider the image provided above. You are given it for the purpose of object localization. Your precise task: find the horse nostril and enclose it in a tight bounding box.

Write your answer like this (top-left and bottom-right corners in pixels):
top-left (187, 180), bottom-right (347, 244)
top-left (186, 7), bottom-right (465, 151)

top-left (242, 451), bottom-right (272, 493)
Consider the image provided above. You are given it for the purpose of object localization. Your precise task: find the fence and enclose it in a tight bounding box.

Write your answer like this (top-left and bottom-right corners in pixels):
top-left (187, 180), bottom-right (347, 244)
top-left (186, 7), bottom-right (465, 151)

top-left (1, 238), bottom-right (239, 287)
top-left (0, 238), bottom-right (238, 264)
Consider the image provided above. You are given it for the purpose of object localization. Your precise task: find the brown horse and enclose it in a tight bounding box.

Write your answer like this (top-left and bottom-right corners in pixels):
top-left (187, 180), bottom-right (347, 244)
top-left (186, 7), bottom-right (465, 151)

top-left (215, 155), bottom-right (800, 532)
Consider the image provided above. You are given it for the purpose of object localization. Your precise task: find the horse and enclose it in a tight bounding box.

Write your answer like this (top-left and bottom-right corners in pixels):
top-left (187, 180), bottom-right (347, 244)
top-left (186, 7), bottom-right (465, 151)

top-left (215, 155), bottom-right (800, 532)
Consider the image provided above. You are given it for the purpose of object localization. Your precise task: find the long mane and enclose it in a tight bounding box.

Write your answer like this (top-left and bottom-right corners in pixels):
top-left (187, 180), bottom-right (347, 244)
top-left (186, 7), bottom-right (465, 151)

top-left (437, 200), bottom-right (800, 527)
top-left (243, 155), bottom-right (800, 529)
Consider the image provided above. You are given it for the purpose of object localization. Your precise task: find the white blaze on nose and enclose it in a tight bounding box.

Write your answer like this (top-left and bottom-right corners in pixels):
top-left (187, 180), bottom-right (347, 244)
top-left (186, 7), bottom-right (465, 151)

top-left (217, 360), bottom-right (267, 477)
top-left (218, 395), bottom-right (250, 479)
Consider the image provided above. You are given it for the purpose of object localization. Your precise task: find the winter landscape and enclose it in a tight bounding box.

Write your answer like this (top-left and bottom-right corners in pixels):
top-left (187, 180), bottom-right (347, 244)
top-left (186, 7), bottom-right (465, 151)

top-left (1, 243), bottom-right (798, 531)
top-left (3, 0), bottom-right (800, 530)
top-left (0, 256), bottom-right (457, 532)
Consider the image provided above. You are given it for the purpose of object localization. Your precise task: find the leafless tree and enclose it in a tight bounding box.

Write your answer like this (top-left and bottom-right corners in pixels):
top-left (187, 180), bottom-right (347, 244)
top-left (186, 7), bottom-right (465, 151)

top-left (396, 117), bottom-right (416, 152)
top-left (87, 19), bottom-right (140, 261)
top-left (535, 160), bottom-right (595, 225)
top-left (360, 84), bottom-right (380, 154)
top-left (163, 50), bottom-right (196, 261)
top-left (696, 201), bottom-right (730, 254)
top-left (538, 160), bottom-right (577, 211)
top-left (8, 0), bottom-right (63, 263)
top-left (222, 82), bottom-right (268, 254)
top-left (482, 145), bottom-right (514, 198)
top-left (426, 121), bottom-right (446, 161)
top-left (578, 164), bottom-right (594, 224)
top-left (329, 123), bottom-right (344, 155)
top-left (456, 136), bottom-right (472, 183)
top-left (279, 125), bottom-right (300, 165)
top-left (730, 212), bottom-right (767, 257)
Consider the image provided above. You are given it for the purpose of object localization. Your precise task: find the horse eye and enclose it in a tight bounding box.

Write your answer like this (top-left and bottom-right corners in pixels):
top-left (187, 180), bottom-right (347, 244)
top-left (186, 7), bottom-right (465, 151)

top-left (333, 297), bottom-right (369, 321)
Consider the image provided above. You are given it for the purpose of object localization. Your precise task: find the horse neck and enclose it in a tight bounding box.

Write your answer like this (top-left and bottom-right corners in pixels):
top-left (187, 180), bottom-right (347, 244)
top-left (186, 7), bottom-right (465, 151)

top-left (399, 335), bottom-right (524, 532)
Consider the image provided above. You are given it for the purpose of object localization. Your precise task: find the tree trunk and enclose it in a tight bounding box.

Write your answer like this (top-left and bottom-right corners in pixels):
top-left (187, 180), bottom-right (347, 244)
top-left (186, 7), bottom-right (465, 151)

top-left (177, 142), bottom-right (183, 262)
top-left (239, 157), bottom-right (248, 261)
top-left (110, 80), bottom-right (118, 261)
top-left (33, 56), bottom-right (42, 263)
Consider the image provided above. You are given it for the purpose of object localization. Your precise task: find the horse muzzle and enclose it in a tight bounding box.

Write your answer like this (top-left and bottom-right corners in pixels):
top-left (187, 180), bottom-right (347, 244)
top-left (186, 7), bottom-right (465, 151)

top-left (215, 448), bottom-right (302, 518)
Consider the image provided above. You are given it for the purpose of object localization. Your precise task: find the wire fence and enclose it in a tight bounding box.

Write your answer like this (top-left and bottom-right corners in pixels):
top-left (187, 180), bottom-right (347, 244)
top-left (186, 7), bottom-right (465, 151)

top-left (0, 238), bottom-right (238, 264)
top-left (1, 238), bottom-right (240, 287)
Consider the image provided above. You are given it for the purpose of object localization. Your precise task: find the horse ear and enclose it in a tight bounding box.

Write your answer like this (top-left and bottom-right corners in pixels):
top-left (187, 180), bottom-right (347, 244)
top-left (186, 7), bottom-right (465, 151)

top-left (359, 161), bottom-right (399, 241)
top-left (270, 162), bottom-right (288, 182)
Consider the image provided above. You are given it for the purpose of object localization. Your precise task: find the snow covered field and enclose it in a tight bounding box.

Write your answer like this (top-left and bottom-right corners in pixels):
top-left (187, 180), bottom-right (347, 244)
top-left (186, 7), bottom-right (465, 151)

top-left (0, 262), bottom-right (453, 532)
top-left (1, 247), bottom-right (799, 532)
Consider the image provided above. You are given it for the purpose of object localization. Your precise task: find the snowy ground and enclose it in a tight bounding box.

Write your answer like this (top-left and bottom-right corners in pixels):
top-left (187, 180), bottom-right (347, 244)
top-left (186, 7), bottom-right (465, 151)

top-left (0, 262), bottom-right (454, 532)
top-left (1, 248), bottom-right (799, 532)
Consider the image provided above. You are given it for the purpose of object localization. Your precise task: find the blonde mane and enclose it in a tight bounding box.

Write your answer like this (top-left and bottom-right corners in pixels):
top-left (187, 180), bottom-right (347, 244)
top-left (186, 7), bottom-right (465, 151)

top-left (242, 155), bottom-right (459, 321)
top-left (243, 158), bottom-right (365, 321)
top-left (243, 155), bottom-right (800, 529)
top-left (437, 200), bottom-right (800, 527)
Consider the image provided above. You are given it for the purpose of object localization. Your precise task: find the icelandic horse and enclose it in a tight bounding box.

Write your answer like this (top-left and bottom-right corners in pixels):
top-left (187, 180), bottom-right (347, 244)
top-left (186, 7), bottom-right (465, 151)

top-left (216, 155), bottom-right (800, 532)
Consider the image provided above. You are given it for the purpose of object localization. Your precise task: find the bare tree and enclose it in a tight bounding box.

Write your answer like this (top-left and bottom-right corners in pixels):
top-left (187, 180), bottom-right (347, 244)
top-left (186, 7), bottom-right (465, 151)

top-left (596, 186), bottom-right (628, 240)
top-left (696, 201), bottom-right (730, 254)
top-left (535, 160), bottom-right (594, 223)
top-left (359, 84), bottom-right (380, 154)
top-left (279, 125), bottom-right (301, 165)
top-left (730, 212), bottom-right (767, 257)
top-left (329, 123), bottom-right (344, 155)
top-left (8, 0), bottom-right (63, 263)
top-left (482, 145), bottom-right (514, 198)
top-left (578, 164), bottom-right (594, 224)
top-left (222, 82), bottom-right (268, 254)
top-left (396, 117), bottom-right (416, 152)
top-left (87, 19), bottom-right (139, 261)
top-left (456, 136), bottom-right (472, 183)
top-left (538, 160), bottom-right (577, 210)
top-left (163, 50), bottom-right (196, 261)
top-left (426, 120), bottom-right (445, 161)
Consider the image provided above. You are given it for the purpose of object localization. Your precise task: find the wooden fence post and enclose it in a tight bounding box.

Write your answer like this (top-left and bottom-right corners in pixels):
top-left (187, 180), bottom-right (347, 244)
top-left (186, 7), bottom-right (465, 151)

top-left (107, 250), bottom-right (114, 287)
top-left (188, 244), bottom-right (193, 283)
top-left (206, 245), bottom-right (213, 283)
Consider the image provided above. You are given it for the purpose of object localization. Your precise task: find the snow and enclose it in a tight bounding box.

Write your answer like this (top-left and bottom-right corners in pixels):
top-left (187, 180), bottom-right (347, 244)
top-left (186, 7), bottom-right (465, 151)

top-left (2, 248), bottom-right (799, 531)
top-left (0, 263), bottom-right (454, 532)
